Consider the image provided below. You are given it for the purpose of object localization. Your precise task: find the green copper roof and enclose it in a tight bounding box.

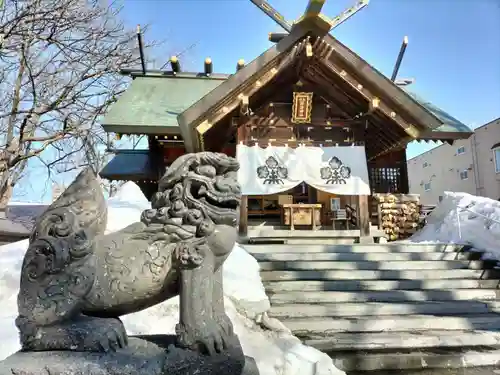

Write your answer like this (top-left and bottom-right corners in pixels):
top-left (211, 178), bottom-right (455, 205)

top-left (404, 90), bottom-right (472, 134)
top-left (99, 150), bottom-right (158, 180)
top-left (101, 75), bottom-right (225, 134)
top-left (101, 72), bottom-right (471, 139)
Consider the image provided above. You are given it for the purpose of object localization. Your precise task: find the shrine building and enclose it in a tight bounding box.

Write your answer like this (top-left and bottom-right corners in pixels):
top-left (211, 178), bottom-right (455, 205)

top-left (99, 3), bottom-right (472, 242)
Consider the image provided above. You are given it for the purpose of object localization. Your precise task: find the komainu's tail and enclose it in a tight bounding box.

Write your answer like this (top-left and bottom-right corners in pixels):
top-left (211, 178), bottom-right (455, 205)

top-left (17, 168), bottom-right (106, 336)
top-left (30, 168), bottom-right (107, 242)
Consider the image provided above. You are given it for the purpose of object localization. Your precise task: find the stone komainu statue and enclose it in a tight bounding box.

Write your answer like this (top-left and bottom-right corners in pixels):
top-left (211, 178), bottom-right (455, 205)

top-left (16, 152), bottom-right (241, 355)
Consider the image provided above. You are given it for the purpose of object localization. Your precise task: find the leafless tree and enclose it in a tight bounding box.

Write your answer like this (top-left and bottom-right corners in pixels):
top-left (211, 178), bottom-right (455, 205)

top-left (0, 0), bottom-right (155, 207)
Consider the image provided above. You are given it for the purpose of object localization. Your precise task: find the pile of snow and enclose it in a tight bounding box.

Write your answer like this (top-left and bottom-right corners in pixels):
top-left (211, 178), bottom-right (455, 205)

top-left (105, 182), bottom-right (151, 233)
top-left (408, 191), bottom-right (500, 260)
top-left (0, 182), bottom-right (345, 375)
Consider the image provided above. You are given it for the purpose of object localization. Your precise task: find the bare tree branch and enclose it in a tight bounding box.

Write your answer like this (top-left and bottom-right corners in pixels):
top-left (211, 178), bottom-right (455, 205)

top-left (0, 0), bottom-right (159, 206)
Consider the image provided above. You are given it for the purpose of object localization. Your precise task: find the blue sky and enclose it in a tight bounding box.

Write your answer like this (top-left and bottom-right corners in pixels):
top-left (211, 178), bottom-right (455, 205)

top-left (14, 0), bottom-right (500, 202)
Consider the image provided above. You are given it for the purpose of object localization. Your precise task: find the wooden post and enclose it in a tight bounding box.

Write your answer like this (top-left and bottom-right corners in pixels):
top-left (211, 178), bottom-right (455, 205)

top-left (239, 196), bottom-right (248, 236)
top-left (400, 148), bottom-right (410, 194)
top-left (358, 194), bottom-right (371, 242)
top-left (237, 125), bottom-right (248, 236)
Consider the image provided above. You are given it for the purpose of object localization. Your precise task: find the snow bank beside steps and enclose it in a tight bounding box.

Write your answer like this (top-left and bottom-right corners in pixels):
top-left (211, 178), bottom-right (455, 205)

top-left (409, 191), bottom-right (500, 260)
top-left (0, 181), bottom-right (345, 375)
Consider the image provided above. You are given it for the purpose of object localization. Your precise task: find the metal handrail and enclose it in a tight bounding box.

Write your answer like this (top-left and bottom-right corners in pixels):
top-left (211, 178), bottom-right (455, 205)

top-left (455, 203), bottom-right (500, 240)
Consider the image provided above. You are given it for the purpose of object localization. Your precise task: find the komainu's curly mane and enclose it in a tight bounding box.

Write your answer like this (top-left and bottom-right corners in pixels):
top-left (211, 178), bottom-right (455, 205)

top-left (138, 152), bottom-right (241, 246)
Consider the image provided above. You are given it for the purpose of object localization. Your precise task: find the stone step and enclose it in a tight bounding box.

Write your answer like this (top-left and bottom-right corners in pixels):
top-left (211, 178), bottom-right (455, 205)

top-left (253, 251), bottom-right (478, 262)
top-left (268, 289), bottom-right (500, 304)
top-left (260, 269), bottom-right (500, 281)
top-left (246, 228), bottom-right (386, 239)
top-left (258, 260), bottom-right (490, 271)
top-left (334, 349), bottom-right (500, 372)
top-left (282, 314), bottom-right (500, 334)
top-left (304, 330), bottom-right (500, 352)
top-left (269, 301), bottom-right (500, 318)
top-left (244, 243), bottom-right (464, 253)
top-left (264, 279), bottom-right (500, 292)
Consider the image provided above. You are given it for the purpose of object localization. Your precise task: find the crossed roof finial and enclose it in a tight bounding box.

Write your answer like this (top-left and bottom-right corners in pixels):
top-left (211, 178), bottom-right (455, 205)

top-left (250, 0), bottom-right (369, 36)
top-left (295, 0), bottom-right (333, 33)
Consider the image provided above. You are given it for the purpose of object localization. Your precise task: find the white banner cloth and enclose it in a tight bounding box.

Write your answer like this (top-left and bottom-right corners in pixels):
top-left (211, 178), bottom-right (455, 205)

top-left (237, 145), bottom-right (371, 196)
top-left (236, 145), bottom-right (304, 195)
top-left (299, 146), bottom-right (371, 195)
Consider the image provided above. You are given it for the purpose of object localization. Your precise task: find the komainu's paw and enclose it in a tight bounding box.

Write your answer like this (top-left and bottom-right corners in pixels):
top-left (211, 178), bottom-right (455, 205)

top-left (18, 315), bottom-right (128, 353)
top-left (215, 313), bottom-right (234, 337)
top-left (81, 317), bottom-right (129, 352)
top-left (176, 321), bottom-right (229, 355)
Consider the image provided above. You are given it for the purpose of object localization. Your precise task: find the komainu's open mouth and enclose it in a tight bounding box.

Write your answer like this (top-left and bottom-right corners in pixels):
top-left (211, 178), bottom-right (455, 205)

top-left (194, 185), bottom-right (240, 210)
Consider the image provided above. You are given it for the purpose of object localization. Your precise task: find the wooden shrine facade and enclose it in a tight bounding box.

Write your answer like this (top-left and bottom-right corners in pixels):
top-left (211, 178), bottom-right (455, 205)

top-left (175, 26), bottom-right (464, 238)
top-left (100, 16), bottom-right (473, 240)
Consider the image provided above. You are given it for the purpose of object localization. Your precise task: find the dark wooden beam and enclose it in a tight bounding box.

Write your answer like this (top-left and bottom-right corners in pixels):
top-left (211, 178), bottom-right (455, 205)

top-left (317, 56), bottom-right (421, 138)
top-left (178, 25), bottom-right (310, 152)
top-left (248, 118), bottom-right (363, 128)
top-left (237, 125), bottom-right (248, 236)
top-left (368, 111), bottom-right (405, 146)
top-left (194, 37), bottom-right (312, 142)
top-left (417, 130), bottom-right (474, 141)
top-left (305, 61), bottom-right (412, 151)
top-left (269, 32), bottom-right (288, 43)
top-left (399, 148), bottom-right (410, 194)
top-left (368, 136), bottom-right (413, 161)
top-left (301, 67), bottom-right (362, 117)
top-left (301, 64), bottom-right (398, 153)
top-left (239, 138), bottom-right (359, 147)
top-left (297, 70), bottom-right (399, 158)
top-left (322, 34), bottom-right (443, 130)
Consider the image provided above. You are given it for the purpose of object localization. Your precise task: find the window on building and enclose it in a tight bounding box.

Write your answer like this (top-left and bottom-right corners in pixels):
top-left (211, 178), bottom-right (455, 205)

top-left (494, 148), bottom-right (500, 173)
top-left (424, 182), bottom-right (431, 191)
top-left (457, 146), bottom-right (465, 155)
top-left (438, 195), bottom-right (443, 202)
top-left (423, 162), bottom-right (429, 168)
top-left (460, 170), bottom-right (468, 180)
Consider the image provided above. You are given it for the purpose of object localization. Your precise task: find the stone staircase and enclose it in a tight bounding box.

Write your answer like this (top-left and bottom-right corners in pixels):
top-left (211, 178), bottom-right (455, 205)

top-left (243, 243), bottom-right (500, 373)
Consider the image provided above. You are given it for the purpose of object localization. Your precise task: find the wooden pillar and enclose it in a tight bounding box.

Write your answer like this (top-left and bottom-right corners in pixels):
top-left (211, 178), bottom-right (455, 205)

top-left (400, 148), bottom-right (410, 194)
top-left (239, 196), bottom-right (248, 235)
top-left (358, 194), bottom-right (371, 242)
top-left (237, 125), bottom-right (248, 236)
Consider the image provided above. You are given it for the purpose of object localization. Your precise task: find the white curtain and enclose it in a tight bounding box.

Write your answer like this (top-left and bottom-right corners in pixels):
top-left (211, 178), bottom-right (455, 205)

top-left (237, 145), bottom-right (304, 195)
top-left (299, 146), bottom-right (371, 195)
top-left (237, 144), bottom-right (371, 196)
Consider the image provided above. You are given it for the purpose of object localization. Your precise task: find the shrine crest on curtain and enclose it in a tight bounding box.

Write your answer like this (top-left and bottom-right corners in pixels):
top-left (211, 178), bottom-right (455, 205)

top-left (237, 144), bottom-right (371, 195)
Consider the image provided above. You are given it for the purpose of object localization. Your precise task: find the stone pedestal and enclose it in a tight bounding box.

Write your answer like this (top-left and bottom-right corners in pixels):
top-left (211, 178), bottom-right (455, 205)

top-left (0, 335), bottom-right (260, 375)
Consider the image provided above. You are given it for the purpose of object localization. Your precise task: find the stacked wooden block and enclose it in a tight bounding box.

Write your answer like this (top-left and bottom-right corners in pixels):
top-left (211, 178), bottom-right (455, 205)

top-left (373, 194), bottom-right (421, 241)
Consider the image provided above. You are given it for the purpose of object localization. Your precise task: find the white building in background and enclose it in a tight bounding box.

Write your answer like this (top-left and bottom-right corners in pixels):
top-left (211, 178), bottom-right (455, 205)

top-left (407, 117), bottom-right (500, 204)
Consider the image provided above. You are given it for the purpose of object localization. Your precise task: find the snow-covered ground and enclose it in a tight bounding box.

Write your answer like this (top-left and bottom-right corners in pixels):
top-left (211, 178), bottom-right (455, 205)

top-left (0, 182), bottom-right (344, 375)
top-left (406, 191), bottom-right (500, 261)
